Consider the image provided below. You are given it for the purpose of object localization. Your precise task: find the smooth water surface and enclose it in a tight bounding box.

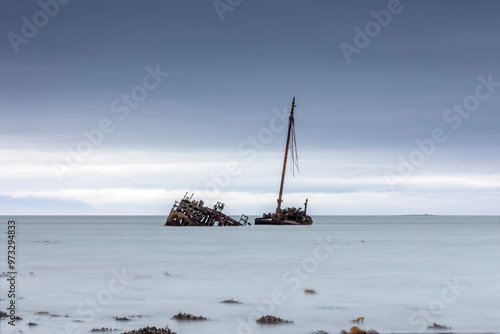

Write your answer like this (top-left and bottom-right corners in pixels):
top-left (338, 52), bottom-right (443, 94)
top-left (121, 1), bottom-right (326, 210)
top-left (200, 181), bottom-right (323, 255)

top-left (0, 215), bottom-right (499, 334)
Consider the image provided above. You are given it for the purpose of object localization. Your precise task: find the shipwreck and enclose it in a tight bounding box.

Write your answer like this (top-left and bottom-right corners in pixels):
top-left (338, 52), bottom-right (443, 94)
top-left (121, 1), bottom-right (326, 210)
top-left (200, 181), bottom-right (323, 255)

top-left (254, 97), bottom-right (313, 225)
top-left (165, 193), bottom-right (250, 226)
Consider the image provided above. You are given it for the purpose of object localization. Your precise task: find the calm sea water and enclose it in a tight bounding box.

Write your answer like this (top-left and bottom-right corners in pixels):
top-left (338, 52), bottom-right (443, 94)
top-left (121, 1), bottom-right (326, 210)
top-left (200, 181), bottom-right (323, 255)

top-left (0, 215), bottom-right (499, 334)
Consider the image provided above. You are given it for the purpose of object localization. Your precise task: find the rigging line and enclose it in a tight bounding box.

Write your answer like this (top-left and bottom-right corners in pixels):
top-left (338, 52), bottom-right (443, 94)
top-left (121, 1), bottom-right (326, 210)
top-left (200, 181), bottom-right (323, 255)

top-left (289, 118), bottom-right (300, 177)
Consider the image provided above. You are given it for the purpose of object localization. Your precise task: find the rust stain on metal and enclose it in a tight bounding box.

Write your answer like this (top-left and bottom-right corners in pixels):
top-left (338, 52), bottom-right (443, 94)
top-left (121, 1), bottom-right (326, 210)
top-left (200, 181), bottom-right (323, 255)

top-left (165, 193), bottom-right (250, 226)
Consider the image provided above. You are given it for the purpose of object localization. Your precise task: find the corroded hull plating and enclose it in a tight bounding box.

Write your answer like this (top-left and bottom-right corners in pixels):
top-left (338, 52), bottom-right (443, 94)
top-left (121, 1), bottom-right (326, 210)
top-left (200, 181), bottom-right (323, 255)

top-left (255, 208), bottom-right (313, 226)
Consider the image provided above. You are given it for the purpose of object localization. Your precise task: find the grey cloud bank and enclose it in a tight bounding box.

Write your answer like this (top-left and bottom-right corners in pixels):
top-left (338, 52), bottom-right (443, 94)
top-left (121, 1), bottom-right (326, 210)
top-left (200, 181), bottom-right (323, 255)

top-left (1, 1), bottom-right (499, 214)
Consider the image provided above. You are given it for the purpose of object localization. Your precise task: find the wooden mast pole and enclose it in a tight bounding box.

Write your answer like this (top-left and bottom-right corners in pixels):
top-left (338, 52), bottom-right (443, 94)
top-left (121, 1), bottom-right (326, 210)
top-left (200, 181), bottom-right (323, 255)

top-left (276, 97), bottom-right (295, 215)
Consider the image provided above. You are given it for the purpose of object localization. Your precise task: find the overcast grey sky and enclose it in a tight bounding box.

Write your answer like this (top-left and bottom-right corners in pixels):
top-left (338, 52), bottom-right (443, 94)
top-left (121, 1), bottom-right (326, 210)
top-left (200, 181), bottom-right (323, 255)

top-left (1, 0), bottom-right (499, 215)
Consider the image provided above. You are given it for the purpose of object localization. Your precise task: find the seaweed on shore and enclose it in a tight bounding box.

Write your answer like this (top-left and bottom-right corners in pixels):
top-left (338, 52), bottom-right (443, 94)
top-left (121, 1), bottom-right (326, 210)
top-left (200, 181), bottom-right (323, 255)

top-left (351, 317), bottom-right (364, 323)
top-left (121, 326), bottom-right (176, 334)
top-left (340, 327), bottom-right (379, 334)
top-left (256, 315), bottom-right (293, 324)
top-left (172, 312), bottom-right (207, 321)
top-left (340, 326), bottom-right (365, 334)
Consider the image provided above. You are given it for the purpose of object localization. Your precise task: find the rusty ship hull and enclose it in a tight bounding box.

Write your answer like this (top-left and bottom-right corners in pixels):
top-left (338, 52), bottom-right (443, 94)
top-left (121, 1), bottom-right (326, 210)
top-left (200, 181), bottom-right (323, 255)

top-left (254, 216), bottom-right (313, 225)
top-left (255, 97), bottom-right (313, 226)
top-left (165, 193), bottom-right (249, 226)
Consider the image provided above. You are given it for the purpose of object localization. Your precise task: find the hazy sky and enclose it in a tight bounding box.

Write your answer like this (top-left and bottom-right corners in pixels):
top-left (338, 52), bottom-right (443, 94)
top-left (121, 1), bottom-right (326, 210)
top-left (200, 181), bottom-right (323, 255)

top-left (1, 0), bottom-right (499, 215)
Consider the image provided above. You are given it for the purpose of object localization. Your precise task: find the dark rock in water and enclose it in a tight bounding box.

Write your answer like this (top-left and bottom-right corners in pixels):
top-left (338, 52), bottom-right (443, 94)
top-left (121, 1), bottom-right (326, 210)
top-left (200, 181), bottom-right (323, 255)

top-left (256, 315), bottom-right (293, 324)
top-left (428, 322), bottom-right (451, 330)
top-left (366, 330), bottom-right (379, 334)
top-left (121, 326), bottom-right (176, 334)
top-left (314, 330), bottom-right (329, 334)
top-left (0, 311), bottom-right (7, 318)
top-left (220, 298), bottom-right (242, 304)
top-left (115, 316), bottom-right (131, 321)
top-left (172, 312), bottom-right (207, 321)
top-left (304, 289), bottom-right (317, 294)
top-left (28, 322), bottom-right (38, 326)
top-left (91, 328), bottom-right (118, 332)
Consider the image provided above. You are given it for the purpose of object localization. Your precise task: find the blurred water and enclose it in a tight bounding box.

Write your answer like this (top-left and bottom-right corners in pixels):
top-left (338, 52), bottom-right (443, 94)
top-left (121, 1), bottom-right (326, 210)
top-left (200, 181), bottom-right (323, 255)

top-left (0, 215), bottom-right (499, 334)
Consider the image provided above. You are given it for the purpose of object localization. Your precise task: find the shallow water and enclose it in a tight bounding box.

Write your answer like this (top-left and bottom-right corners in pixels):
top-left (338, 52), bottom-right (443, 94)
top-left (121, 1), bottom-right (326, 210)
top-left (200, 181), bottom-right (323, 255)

top-left (0, 215), bottom-right (499, 334)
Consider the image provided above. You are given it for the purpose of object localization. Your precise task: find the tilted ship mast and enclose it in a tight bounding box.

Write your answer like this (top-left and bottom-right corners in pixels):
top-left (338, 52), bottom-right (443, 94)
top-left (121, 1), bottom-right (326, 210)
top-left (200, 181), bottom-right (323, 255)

top-left (255, 97), bottom-right (313, 225)
top-left (276, 96), bottom-right (295, 218)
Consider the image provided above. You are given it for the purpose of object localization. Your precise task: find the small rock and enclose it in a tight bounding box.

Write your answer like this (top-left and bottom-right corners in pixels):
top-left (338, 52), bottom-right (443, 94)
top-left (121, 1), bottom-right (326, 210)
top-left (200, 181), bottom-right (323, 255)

top-left (28, 322), bottom-right (38, 326)
top-left (256, 315), bottom-right (293, 324)
top-left (115, 316), bottom-right (131, 321)
top-left (366, 330), bottom-right (379, 334)
top-left (121, 326), bottom-right (176, 334)
top-left (427, 322), bottom-right (451, 330)
top-left (220, 299), bottom-right (242, 304)
top-left (90, 328), bottom-right (118, 332)
top-left (304, 289), bottom-right (317, 294)
top-left (35, 311), bottom-right (50, 315)
top-left (172, 312), bottom-right (207, 321)
top-left (351, 317), bottom-right (364, 323)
